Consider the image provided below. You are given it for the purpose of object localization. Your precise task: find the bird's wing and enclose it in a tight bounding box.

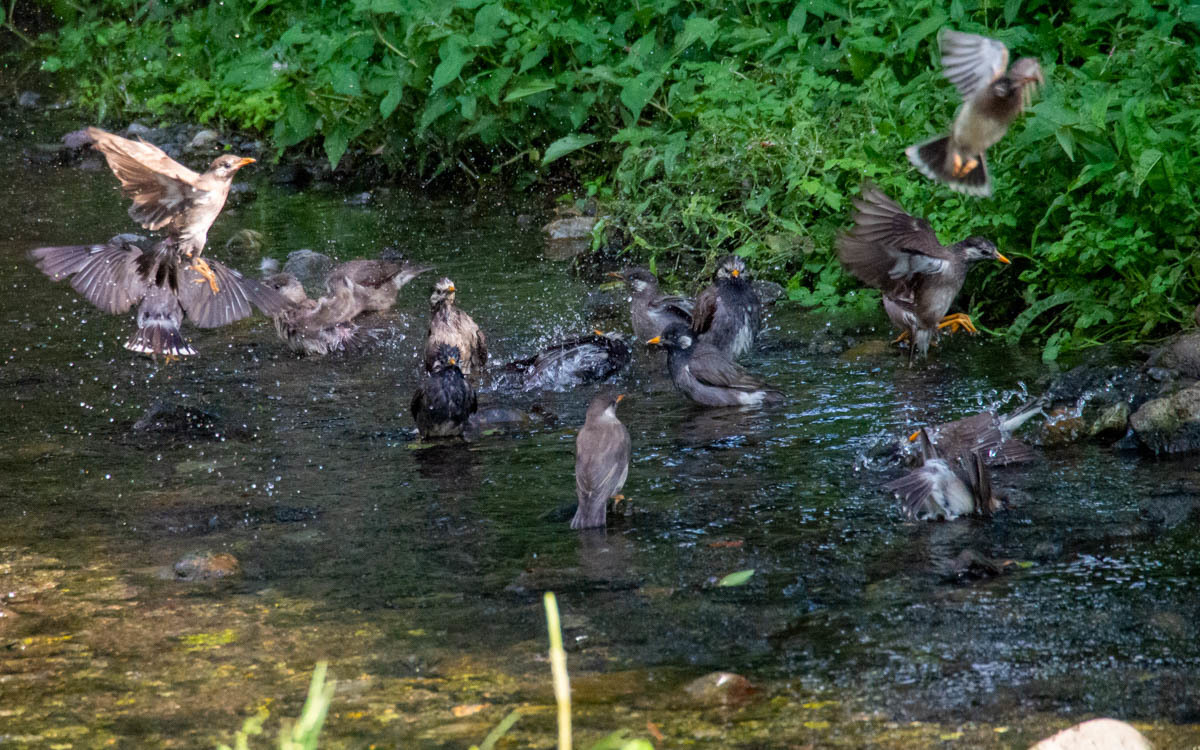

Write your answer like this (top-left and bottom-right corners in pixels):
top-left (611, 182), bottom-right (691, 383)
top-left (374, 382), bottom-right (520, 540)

top-left (87, 127), bottom-right (205, 232)
top-left (939, 29), bottom-right (1009, 101)
top-left (691, 284), bottom-right (718, 335)
top-left (178, 259), bottom-right (288, 327)
top-left (30, 237), bottom-right (150, 314)
top-left (687, 344), bottom-right (770, 392)
top-left (655, 293), bottom-right (695, 319)
top-left (329, 260), bottom-right (401, 290)
top-left (836, 183), bottom-right (953, 291)
top-left (576, 423), bottom-right (631, 502)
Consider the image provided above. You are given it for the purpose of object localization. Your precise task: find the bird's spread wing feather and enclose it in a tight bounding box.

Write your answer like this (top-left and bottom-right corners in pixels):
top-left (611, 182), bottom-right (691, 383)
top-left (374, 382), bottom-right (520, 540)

top-left (691, 285), bottom-right (718, 335)
top-left (939, 29), bottom-right (1009, 101)
top-left (30, 237), bottom-right (150, 314)
top-left (178, 260), bottom-right (287, 327)
top-left (836, 183), bottom-right (953, 291)
top-left (87, 127), bottom-right (205, 232)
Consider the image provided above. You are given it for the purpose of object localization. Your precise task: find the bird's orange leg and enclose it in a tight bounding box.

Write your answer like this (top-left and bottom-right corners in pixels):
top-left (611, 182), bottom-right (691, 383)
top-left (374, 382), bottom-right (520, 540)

top-left (189, 257), bottom-right (221, 294)
top-left (892, 330), bottom-right (910, 344)
top-left (937, 313), bottom-right (978, 335)
top-left (612, 494), bottom-right (626, 507)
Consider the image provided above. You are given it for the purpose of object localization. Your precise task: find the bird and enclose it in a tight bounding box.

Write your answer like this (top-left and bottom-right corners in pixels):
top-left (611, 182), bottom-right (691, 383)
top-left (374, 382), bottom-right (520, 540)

top-left (261, 272), bottom-right (365, 356)
top-left (648, 323), bottom-right (783, 408)
top-left (885, 429), bottom-right (1002, 521)
top-left (692, 255), bottom-right (761, 359)
top-left (608, 267), bottom-right (693, 341)
top-left (906, 29), bottom-right (1043, 197)
top-left (31, 233), bottom-right (283, 358)
top-left (572, 391), bottom-right (631, 530)
top-left (323, 259), bottom-right (432, 313)
top-left (411, 344), bottom-right (478, 439)
top-left (424, 277), bottom-right (487, 377)
top-left (835, 182), bottom-right (1010, 362)
top-left (906, 398), bottom-right (1044, 466)
top-left (501, 330), bottom-right (631, 392)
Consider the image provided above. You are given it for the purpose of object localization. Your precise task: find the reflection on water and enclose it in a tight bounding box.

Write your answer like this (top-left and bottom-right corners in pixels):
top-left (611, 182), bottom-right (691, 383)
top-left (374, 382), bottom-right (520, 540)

top-left (1, 114), bottom-right (1199, 747)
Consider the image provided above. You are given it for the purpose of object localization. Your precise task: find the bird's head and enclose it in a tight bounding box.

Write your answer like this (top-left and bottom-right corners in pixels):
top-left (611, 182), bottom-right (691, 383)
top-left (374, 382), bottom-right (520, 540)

top-left (587, 390), bottom-right (625, 420)
top-left (715, 254), bottom-right (748, 281)
top-left (430, 277), bottom-right (457, 307)
top-left (262, 272), bottom-right (308, 304)
top-left (958, 237), bottom-right (1010, 266)
top-left (433, 344), bottom-right (463, 373)
top-left (609, 267), bottom-right (657, 294)
top-left (646, 322), bottom-right (694, 351)
top-left (207, 154), bottom-right (256, 180)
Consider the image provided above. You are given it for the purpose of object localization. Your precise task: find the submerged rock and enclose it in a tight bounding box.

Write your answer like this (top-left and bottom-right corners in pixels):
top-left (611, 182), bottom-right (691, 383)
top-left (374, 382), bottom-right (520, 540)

top-left (682, 671), bottom-right (756, 707)
top-left (543, 215), bottom-right (597, 240)
top-left (282, 249), bottom-right (334, 287)
top-left (1038, 364), bottom-right (1159, 445)
top-left (1029, 718), bottom-right (1151, 750)
top-left (132, 400), bottom-right (250, 441)
top-left (1128, 383), bottom-right (1200, 454)
top-left (174, 551), bottom-right (240, 581)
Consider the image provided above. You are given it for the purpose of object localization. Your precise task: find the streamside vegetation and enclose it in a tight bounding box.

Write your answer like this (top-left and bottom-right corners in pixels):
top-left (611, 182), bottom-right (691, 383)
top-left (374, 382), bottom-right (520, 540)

top-left (9, 0), bottom-right (1200, 357)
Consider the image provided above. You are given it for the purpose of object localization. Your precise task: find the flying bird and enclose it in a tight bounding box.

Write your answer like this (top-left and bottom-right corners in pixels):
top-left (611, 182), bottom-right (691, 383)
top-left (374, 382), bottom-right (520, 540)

top-left (906, 29), bottom-right (1043, 197)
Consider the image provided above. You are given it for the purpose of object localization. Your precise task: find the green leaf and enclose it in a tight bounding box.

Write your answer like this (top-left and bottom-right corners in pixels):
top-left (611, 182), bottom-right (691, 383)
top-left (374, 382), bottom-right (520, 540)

top-left (898, 12), bottom-right (948, 53)
top-left (1003, 0), bottom-right (1023, 25)
top-left (380, 84), bottom-right (403, 118)
top-left (330, 64), bottom-right (360, 96)
top-left (717, 569), bottom-right (755, 587)
top-left (786, 6), bottom-right (807, 35)
top-left (503, 79), bottom-right (556, 101)
top-left (1041, 329), bottom-right (1068, 362)
top-left (1131, 148), bottom-right (1163, 192)
top-left (675, 16), bottom-right (719, 54)
top-left (42, 55), bottom-right (63, 72)
top-left (323, 127), bottom-right (349, 169)
top-left (542, 134), bottom-right (598, 165)
top-left (472, 3), bottom-right (508, 45)
top-left (1005, 290), bottom-right (1088, 345)
top-left (620, 72), bottom-right (663, 119)
top-left (431, 35), bottom-right (473, 92)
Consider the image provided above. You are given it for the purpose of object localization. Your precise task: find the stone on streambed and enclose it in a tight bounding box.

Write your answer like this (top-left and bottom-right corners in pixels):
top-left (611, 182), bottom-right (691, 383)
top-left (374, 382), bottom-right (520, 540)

top-left (1128, 382), bottom-right (1200, 454)
top-left (1029, 718), bottom-right (1152, 750)
top-left (1038, 364), bottom-right (1159, 445)
top-left (282, 249), bottom-right (334, 287)
top-left (543, 214), bottom-right (597, 240)
top-left (682, 671), bottom-right (757, 707)
top-left (173, 551), bottom-right (240, 581)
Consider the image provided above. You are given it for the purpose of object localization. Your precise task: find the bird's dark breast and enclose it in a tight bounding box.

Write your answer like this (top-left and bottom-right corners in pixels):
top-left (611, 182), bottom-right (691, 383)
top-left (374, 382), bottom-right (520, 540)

top-left (980, 84), bottom-right (1024, 123)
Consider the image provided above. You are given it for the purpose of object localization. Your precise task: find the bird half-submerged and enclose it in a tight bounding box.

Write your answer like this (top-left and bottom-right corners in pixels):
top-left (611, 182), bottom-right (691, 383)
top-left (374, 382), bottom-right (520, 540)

top-left (906, 29), bottom-right (1043, 197)
top-left (886, 429), bottom-right (1002, 521)
top-left (608, 267), bottom-right (693, 342)
top-left (648, 323), bottom-right (783, 408)
top-left (500, 330), bottom-right (631, 392)
top-left (572, 391), bottom-right (631, 530)
top-left (836, 182), bottom-right (1010, 362)
top-left (411, 344), bottom-right (478, 439)
top-left (906, 398), bottom-right (1044, 466)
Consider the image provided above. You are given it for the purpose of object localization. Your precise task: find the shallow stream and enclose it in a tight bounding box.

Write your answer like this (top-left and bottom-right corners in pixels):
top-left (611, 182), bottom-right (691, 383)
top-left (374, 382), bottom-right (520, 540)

top-left (1, 114), bottom-right (1198, 748)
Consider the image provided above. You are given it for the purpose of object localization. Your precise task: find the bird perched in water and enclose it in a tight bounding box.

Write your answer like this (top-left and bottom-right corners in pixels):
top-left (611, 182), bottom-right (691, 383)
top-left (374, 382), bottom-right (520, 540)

top-left (324, 259), bottom-right (432, 313)
top-left (886, 429), bottom-right (1002, 520)
top-left (906, 29), bottom-right (1043, 197)
top-left (608, 267), bottom-right (693, 341)
top-left (424, 277), bottom-right (487, 377)
top-left (29, 127), bottom-right (281, 357)
top-left (261, 272), bottom-right (364, 356)
top-left (906, 398), bottom-right (1044, 467)
top-left (572, 391), bottom-right (631, 530)
top-left (411, 344), bottom-right (478, 439)
top-left (31, 233), bottom-right (283, 357)
top-left (692, 255), bottom-right (761, 359)
top-left (501, 330), bottom-right (631, 392)
top-left (835, 182), bottom-right (1010, 362)
top-left (648, 323), bottom-right (783, 408)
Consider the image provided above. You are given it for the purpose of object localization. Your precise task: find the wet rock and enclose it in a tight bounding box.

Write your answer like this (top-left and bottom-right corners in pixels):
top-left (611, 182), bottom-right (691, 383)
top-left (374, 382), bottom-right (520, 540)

top-left (937, 549), bottom-right (1016, 581)
top-left (752, 279), bottom-right (785, 307)
top-left (544, 237), bottom-right (590, 261)
top-left (1089, 401), bottom-right (1131, 438)
top-left (584, 289), bottom-right (622, 320)
top-left (1128, 383), bottom-right (1200, 454)
top-left (543, 215), bottom-right (597, 240)
top-left (62, 128), bottom-right (93, 150)
top-left (1146, 331), bottom-right (1200, 380)
top-left (468, 406), bottom-right (533, 430)
top-left (344, 191), bottom-right (372, 205)
top-left (174, 551), bottom-right (240, 581)
top-left (18, 91), bottom-right (41, 108)
top-left (186, 129), bottom-right (221, 151)
top-left (682, 671), bottom-right (756, 707)
top-left (1039, 364), bottom-right (1158, 445)
top-left (1029, 718), bottom-right (1151, 750)
top-left (1139, 493), bottom-right (1200, 529)
top-left (840, 339), bottom-right (891, 361)
top-left (282, 249), bottom-right (334, 286)
top-left (133, 400), bottom-right (222, 438)
top-left (1042, 407), bottom-right (1087, 447)
top-left (124, 122), bottom-right (153, 138)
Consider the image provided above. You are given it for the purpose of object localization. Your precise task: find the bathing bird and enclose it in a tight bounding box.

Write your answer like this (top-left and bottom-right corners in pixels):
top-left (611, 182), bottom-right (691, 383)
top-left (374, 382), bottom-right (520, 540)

top-left (411, 344), bottom-right (478, 439)
top-left (886, 429), bottom-right (1002, 520)
top-left (424, 277), bottom-right (487, 378)
top-left (691, 255), bottom-right (761, 359)
top-left (608, 267), bottom-right (693, 342)
top-left (572, 391), bottom-right (631, 530)
top-left (648, 323), bottom-right (783, 408)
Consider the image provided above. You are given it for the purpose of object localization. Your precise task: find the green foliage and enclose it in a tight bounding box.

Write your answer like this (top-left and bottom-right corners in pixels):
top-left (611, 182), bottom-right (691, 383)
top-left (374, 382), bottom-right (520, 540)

top-left (218, 661), bottom-right (335, 750)
top-left (23, 0), bottom-right (1200, 353)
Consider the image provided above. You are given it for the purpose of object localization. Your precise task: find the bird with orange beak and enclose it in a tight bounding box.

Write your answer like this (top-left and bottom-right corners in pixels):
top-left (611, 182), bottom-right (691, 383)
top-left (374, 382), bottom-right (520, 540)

top-left (691, 255), bottom-right (761, 359)
top-left (836, 182), bottom-right (1011, 362)
top-left (29, 128), bottom-right (283, 357)
top-left (423, 277), bottom-right (487, 378)
top-left (572, 391), bottom-right (631, 529)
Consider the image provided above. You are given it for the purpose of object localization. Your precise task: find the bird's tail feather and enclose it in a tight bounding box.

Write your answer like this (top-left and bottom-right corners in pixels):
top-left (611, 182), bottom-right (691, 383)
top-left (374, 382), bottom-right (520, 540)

top-left (125, 320), bottom-right (196, 357)
top-left (905, 135), bottom-right (992, 197)
top-left (570, 498), bottom-right (608, 530)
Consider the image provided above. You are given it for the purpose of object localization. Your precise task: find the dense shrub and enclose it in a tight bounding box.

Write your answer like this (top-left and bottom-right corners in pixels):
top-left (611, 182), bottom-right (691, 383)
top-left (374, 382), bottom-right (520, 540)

top-left (16, 0), bottom-right (1200, 356)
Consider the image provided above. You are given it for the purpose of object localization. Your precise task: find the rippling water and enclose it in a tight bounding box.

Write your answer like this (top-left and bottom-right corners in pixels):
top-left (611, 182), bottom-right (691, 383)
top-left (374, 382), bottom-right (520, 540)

top-left (1, 113), bottom-right (1198, 747)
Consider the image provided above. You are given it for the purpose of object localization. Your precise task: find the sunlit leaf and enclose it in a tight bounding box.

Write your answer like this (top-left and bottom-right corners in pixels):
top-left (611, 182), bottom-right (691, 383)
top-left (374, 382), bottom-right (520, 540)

top-left (717, 569), bottom-right (755, 587)
top-left (542, 134), bottom-right (599, 165)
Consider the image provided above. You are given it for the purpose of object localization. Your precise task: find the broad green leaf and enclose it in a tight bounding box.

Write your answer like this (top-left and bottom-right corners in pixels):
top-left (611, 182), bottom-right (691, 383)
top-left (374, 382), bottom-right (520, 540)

top-left (620, 72), bottom-right (663, 119)
top-left (42, 55), bottom-right (63, 72)
top-left (898, 12), bottom-right (948, 53)
top-left (503, 79), bottom-right (556, 101)
top-left (717, 569), bottom-right (755, 587)
top-left (431, 35), bottom-right (473, 92)
top-left (786, 6), bottom-right (807, 35)
top-left (675, 16), bottom-right (719, 53)
top-left (1131, 148), bottom-right (1163, 192)
top-left (472, 3), bottom-right (508, 45)
top-left (380, 84), bottom-right (403, 118)
top-left (418, 93), bottom-right (456, 132)
top-left (330, 64), bottom-right (360, 96)
top-left (1003, 0), bottom-right (1023, 25)
top-left (323, 127), bottom-right (350, 169)
top-left (542, 134), bottom-right (599, 165)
